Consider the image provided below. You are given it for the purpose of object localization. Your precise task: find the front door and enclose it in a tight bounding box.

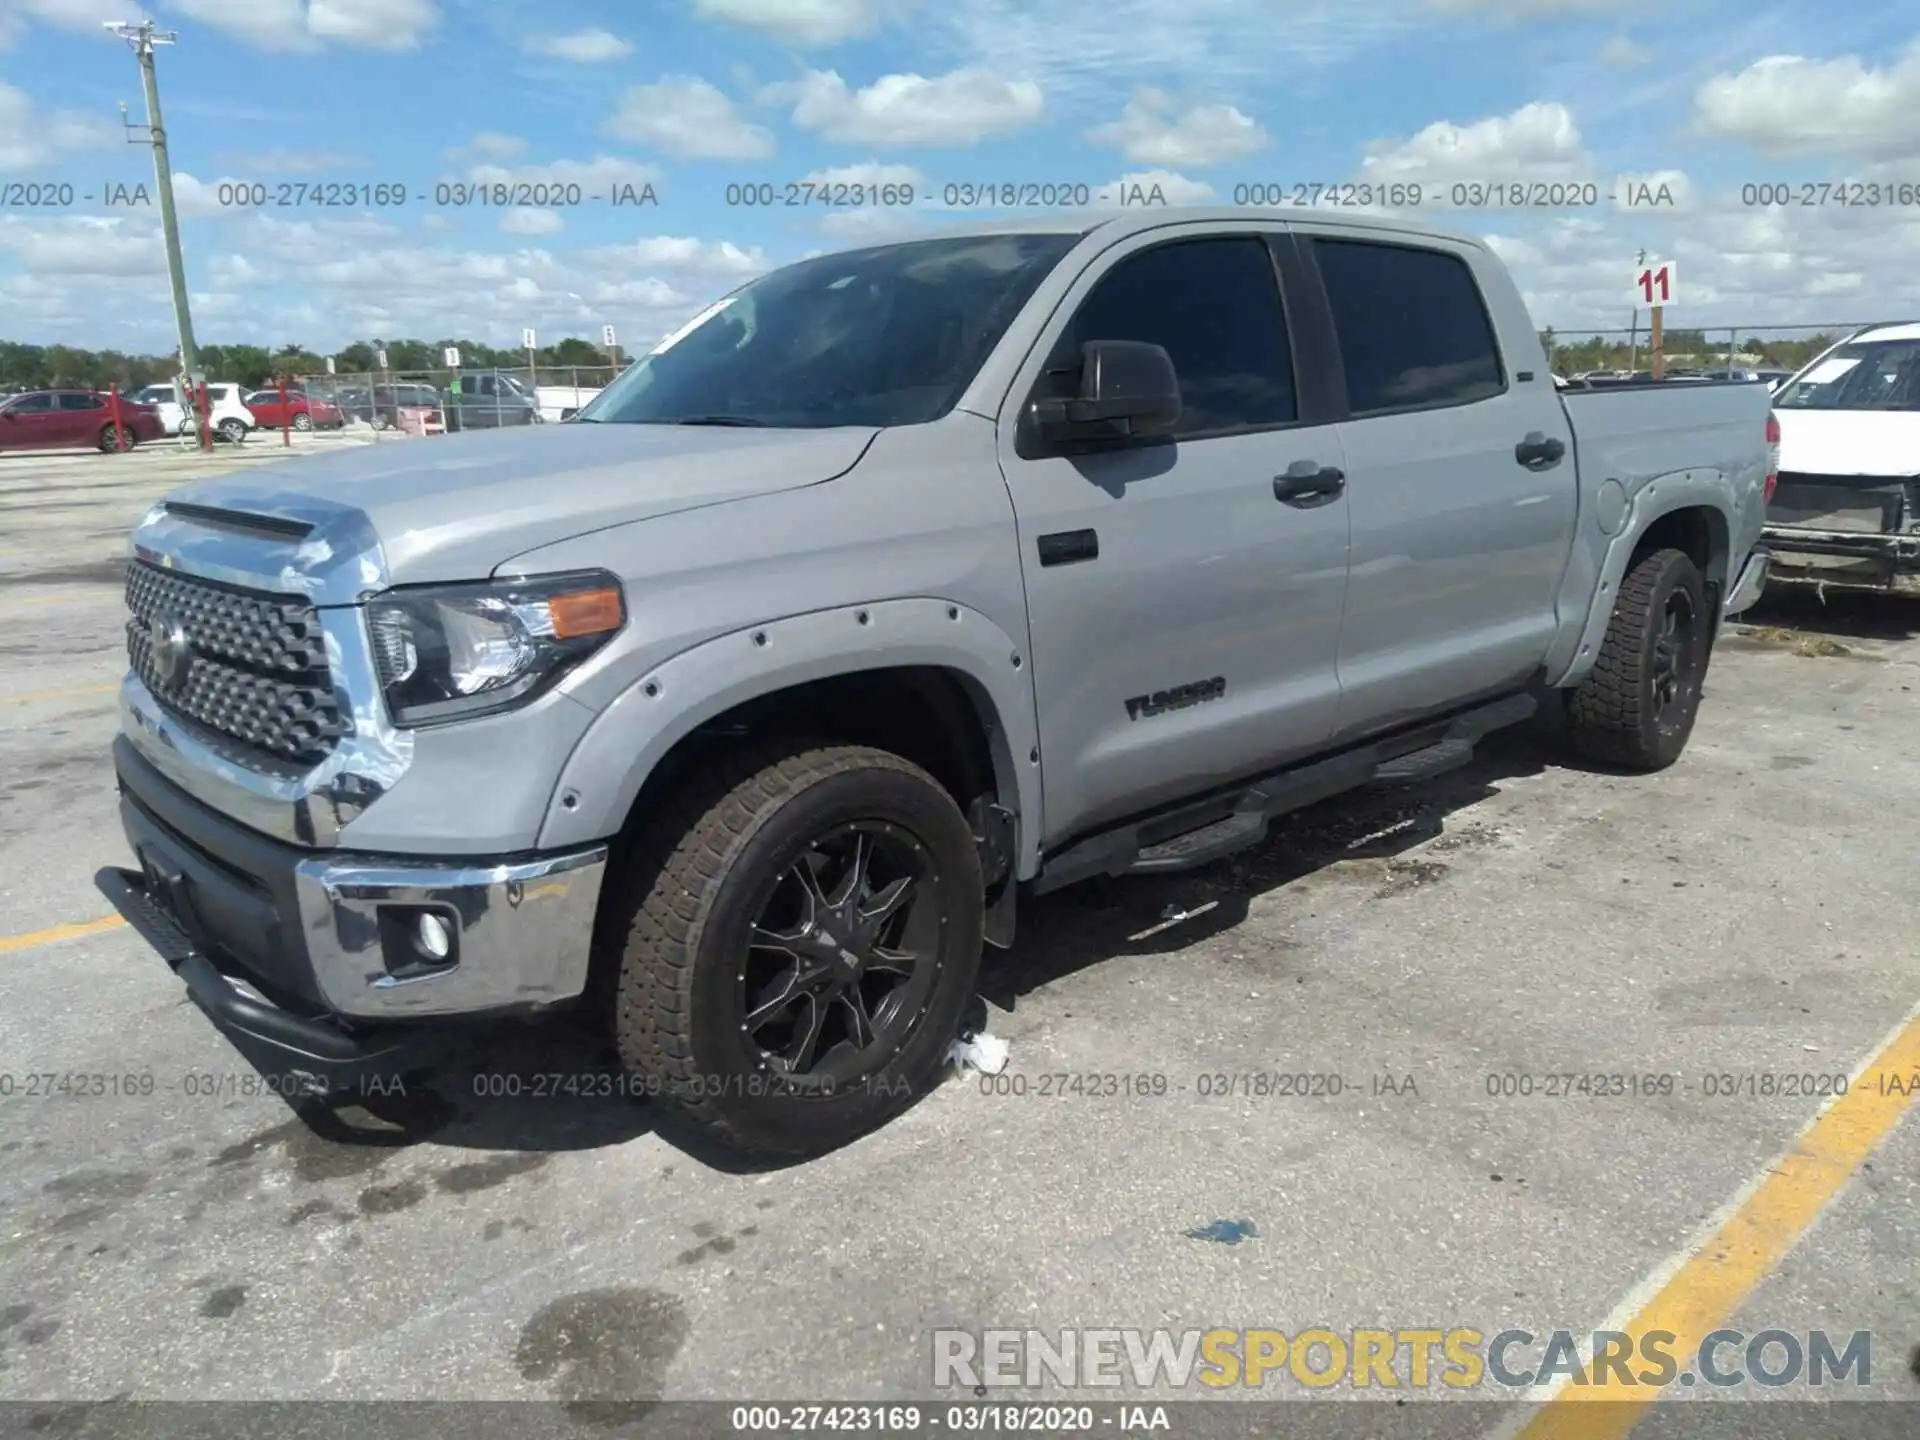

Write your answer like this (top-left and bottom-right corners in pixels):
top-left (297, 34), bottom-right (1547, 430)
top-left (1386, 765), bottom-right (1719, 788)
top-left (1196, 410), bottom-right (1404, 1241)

top-left (997, 228), bottom-right (1352, 847)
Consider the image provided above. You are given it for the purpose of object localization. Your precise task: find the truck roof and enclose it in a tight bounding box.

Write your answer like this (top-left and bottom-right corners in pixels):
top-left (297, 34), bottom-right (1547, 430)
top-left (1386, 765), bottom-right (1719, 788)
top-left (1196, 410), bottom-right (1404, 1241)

top-left (1845, 320), bottom-right (1920, 343)
top-left (903, 204), bottom-right (1494, 253)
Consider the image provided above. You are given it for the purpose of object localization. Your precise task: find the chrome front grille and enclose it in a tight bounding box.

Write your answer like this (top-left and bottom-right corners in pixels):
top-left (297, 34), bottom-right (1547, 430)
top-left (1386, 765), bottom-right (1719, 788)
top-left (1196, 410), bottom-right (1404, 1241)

top-left (124, 559), bottom-right (346, 765)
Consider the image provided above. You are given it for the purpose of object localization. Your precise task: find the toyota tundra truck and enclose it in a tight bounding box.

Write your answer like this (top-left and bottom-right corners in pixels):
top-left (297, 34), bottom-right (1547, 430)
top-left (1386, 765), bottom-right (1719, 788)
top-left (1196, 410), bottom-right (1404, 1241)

top-left (97, 208), bottom-right (1777, 1157)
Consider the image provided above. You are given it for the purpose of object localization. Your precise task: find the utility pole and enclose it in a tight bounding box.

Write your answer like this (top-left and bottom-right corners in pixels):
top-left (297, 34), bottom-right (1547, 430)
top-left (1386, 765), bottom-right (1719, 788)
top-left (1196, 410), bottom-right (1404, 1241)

top-left (107, 19), bottom-right (204, 443)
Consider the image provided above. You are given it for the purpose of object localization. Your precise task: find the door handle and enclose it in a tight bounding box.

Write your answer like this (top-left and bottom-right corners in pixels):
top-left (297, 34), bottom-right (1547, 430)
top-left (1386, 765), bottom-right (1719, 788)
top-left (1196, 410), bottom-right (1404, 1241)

top-left (1272, 462), bottom-right (1346, 506)
top-left (1514, 432), bottom-right (1567, 470)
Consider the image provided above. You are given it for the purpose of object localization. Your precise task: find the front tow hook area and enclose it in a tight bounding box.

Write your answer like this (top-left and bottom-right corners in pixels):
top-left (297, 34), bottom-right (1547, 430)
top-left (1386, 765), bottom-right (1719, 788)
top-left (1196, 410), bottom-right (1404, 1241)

top-left (94, 865), bottom-right (454, 1096)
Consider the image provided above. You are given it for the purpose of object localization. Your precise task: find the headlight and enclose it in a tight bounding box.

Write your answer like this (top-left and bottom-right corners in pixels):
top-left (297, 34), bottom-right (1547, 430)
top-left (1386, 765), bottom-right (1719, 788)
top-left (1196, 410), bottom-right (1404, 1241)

top-left (366, 570), bottom-right (625, 726)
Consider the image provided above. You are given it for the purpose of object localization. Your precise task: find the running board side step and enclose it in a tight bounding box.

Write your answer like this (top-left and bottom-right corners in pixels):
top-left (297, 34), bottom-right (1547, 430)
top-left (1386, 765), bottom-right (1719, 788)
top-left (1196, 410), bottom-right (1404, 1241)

top-left (1030, 692), bottom-right (1535, 893)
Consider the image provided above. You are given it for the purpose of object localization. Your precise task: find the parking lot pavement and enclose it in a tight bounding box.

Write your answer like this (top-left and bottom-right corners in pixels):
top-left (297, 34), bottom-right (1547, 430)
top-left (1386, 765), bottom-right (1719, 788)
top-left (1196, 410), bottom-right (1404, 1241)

top-left (2, 447), bottom-right (1918, 1425)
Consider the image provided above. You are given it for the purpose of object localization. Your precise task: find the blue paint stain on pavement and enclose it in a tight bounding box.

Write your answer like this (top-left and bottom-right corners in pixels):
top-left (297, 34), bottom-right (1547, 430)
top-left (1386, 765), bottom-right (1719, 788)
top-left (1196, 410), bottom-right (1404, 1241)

top-left (1184, 1219), bottom-right (1258, 1244)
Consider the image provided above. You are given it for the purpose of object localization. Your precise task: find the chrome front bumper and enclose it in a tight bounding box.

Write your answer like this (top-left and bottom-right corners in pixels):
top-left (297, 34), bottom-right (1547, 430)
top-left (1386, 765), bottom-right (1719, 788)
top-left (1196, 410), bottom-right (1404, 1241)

top-left (290, 846), bottom-right (608, 1019)
top-left (114, 737), bottom-right (607, 1024)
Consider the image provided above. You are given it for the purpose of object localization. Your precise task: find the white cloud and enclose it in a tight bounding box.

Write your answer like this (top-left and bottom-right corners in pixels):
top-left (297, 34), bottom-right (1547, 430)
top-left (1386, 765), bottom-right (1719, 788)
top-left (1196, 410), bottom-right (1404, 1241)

top-left (766, 67), bottom-right (1044, 147)
top-left (1693, 44), bottom-right (1920, 161)
top-left (925, 0), bottom-right (1414, 105)
top-left (578, 235), bottom-right (770, 277)
top-left (500, 207), bottom-right (565, 235)
top-left (605, 77), bottom-right (775, 159)
top-left (1358, 101), bottom-right (1594, 207)
top-left (0, 214), bottom-right (164, 276)
top-left (1597, 34), bottom-right (1652, 67)
top-left (799, 161), bottom-right (925, 188)
top-left (1424, 0), bottom-right (1615, 17)
top-left (443, 132), bottom-right (526, 165)
top-left (218, 148), bottom-right (369, 173)
top-left (169, 0), bottom-right (440, 52)
top-left (1101, 169), bottom-right (1214, 205)
top-left (1472, 191), bottom-right (1920, 332)
top-left (815, 207), bottom-right (930, 242)
top-left (0, 81), bottom-right (116, 168)
top-left (693, 0), bottom-right (883, 46)
top-left (530, 27), bottom-right (633, 61)
top-left (1, 0), bottom-right (143, 45)
top-left (1087, 87), bottom-right (1267, 167)
top-left (467, 155), bottom-right (661, 194)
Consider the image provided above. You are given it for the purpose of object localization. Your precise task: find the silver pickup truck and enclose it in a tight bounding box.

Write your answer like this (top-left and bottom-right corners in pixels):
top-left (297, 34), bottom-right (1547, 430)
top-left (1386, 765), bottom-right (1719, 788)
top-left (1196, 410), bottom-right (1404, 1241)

top-left (98, 208), bottom-right (1776, 1156)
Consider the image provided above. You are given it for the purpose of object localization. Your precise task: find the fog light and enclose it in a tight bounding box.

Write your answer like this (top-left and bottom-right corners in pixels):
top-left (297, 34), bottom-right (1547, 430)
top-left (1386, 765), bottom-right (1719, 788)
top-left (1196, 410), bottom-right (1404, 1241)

top-left (417, 912), bottom-right (452, 961)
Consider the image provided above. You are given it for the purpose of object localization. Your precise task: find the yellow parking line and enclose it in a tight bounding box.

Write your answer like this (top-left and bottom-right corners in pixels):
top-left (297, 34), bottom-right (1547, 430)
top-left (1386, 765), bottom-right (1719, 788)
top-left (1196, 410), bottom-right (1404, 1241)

top-left (1514, 1004), bottom-right (1920, 1439)
top-left (0, 682), bottom-right (118, 706)
top-left (0, 915), bottom-right (126, 954)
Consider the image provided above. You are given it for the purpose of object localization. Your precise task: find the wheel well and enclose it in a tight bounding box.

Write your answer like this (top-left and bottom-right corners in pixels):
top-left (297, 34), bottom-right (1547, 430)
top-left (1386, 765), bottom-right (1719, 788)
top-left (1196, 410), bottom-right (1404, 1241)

top-left (1633, 505), bottom-right (1728, 589)
top-left (616, 666), bottom-right (1004, 851)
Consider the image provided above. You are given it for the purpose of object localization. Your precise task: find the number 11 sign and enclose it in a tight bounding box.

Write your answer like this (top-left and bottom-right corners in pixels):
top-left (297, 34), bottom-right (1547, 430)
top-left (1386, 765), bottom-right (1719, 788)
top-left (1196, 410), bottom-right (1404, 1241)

top-left (1634, 260), bottom-right (1678, 307)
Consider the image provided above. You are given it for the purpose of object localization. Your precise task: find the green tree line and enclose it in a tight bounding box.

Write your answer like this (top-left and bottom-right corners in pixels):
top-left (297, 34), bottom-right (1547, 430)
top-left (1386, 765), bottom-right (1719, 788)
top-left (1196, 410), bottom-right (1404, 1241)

top-left (0, 336), bottom-right (619, 391)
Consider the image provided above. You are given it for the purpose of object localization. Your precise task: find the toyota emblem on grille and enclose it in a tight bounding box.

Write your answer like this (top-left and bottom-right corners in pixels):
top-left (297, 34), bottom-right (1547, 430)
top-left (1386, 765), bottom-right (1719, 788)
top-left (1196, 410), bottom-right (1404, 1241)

top-left (148, 610), bottom-right (191, 691)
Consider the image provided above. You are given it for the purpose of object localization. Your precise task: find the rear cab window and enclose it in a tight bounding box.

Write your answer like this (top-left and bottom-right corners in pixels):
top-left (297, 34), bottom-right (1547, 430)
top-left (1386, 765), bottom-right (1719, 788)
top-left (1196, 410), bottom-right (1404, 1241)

top-left (1310, 238), bottom-right (1506, 415)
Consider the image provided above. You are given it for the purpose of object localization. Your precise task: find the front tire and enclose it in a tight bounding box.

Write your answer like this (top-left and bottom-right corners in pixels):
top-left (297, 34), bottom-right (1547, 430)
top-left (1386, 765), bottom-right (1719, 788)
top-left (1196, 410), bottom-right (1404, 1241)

top-left (292, 412), bottom-right (314, 431)
top-left (604, 742), bottom-right (984, 1157)
top-left (1566, 547), bottom-right (1711, 771)
top-left (97, 423), bottom-right (130, 453)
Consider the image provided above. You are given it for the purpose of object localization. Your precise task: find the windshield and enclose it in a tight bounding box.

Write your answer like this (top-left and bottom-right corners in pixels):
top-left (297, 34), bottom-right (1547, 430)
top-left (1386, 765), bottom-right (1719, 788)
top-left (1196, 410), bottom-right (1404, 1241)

top-left (1774, 340), bottom-right (1920, 411)
top-left (574, 232), bottom-right (1080, 429)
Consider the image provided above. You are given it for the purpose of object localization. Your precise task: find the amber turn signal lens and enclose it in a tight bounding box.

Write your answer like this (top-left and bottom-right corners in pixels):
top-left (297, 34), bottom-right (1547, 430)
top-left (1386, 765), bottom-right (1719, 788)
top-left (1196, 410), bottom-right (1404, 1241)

top-left (548, 586), bottom-right (625, 639)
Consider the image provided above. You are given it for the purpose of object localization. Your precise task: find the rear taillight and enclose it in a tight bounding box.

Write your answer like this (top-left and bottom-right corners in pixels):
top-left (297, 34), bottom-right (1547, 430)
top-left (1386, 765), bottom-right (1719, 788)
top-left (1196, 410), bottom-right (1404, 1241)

top-left (1764, 411), bottom-right (1780, 505)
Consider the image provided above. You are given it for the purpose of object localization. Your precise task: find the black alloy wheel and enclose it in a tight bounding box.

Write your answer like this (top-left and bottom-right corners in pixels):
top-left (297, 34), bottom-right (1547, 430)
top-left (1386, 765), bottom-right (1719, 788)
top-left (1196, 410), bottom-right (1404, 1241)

top-left (738, 822), bottom-right (943, 1090)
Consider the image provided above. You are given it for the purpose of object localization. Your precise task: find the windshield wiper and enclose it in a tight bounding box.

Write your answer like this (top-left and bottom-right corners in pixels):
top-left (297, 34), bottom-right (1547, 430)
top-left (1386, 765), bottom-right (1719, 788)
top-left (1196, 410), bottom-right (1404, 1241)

top-left (662, 414), bottom-right (770, 427)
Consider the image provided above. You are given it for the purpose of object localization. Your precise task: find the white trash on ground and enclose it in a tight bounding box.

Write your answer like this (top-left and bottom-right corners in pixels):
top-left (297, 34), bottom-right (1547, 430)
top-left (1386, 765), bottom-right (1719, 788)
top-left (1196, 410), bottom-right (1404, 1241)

top-left (947, 1028), bottom-right (1011, 1076)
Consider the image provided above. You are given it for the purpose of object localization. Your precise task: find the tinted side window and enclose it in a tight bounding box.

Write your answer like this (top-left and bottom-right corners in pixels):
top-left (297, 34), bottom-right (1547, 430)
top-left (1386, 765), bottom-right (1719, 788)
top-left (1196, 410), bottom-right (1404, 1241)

top-left (58, 393), bottom-right (105, 410)
top-left (1045, 237), bottom-right (1296, 436)
top-left (10, 393), bottom-right (52, 412)
top-left (1312, 240), bottom-right (1504, 414)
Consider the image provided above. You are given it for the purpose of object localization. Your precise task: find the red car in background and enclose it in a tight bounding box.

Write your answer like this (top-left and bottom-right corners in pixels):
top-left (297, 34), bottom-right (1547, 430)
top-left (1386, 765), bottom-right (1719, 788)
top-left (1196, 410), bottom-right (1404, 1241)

top-left (245, 387), bottom-right (344, 431)
top-left (0, 389), bottom-right (165, 452)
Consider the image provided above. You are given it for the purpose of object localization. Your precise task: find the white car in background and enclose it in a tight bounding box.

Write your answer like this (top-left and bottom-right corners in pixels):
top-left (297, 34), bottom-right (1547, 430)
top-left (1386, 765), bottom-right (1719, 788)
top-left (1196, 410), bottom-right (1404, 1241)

top-left (1763, 320), bottom-right (1920, 594)
top-left (535, 383), bottom-right (602, 422)
top-left (128, 381), bottom-right (257, 443)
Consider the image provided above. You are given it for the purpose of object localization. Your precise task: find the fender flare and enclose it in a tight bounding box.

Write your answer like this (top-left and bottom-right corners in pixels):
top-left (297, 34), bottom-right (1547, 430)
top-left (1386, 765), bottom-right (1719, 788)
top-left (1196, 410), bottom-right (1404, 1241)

top-left (534, 598), bottom-right (1042, 871)
top-left (1543, 468), bottom-right (1734, 689)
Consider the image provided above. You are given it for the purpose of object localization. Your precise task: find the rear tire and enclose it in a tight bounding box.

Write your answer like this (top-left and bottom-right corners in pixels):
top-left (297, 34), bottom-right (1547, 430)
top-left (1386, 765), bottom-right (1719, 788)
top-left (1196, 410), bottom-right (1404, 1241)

top-left (603, 741), bottom-right (984, 1158)
top-left (1565, 547), bottom-right (1711, 771)
top-left (292, 412), bottom-right (313, 431)
top-left (218, 418), bottom-right (248, 444)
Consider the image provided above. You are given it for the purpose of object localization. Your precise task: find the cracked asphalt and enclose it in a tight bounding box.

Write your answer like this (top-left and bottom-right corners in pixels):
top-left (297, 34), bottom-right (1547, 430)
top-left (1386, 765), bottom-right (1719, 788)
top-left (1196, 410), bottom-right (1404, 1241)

top-left (2, 442), bottom-right (1918, 1436)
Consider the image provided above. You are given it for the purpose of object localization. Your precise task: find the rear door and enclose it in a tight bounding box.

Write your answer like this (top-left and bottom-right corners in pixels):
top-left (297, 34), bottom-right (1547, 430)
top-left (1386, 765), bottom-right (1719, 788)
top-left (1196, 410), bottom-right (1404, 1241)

top-left (997, 227), bottom-right (1352, 845)
top-left (1293, 226), bottom-right (1577, 738)
top-left (56, 391), bottom-right (107, 445)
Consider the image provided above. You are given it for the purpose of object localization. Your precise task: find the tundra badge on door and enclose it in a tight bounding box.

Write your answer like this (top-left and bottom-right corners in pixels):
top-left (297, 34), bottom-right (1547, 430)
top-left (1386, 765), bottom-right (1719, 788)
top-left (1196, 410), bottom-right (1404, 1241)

top-left (1125, 676), bottom-right (1226, 721)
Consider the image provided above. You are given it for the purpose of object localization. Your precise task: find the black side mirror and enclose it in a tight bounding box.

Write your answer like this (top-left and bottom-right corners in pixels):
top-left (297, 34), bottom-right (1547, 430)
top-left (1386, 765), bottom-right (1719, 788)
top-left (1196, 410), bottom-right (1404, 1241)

top-left (559, 408), bottom-right (578, 421)
top-left (1030, 339), bottom-right (1181, 443)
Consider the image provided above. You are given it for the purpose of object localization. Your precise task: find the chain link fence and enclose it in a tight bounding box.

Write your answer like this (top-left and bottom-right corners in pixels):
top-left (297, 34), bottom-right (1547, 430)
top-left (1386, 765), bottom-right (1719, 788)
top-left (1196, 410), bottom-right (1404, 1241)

top-left (286, 365), bottom-right (620, 441)
top-left (1539, 321), bottom-right (1882, 380)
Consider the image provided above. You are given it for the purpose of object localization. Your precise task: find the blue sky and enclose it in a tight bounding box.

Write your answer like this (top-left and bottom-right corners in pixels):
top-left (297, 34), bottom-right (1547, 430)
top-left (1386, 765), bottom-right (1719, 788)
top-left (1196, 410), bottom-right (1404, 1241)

top-left (1, 0), bottom-right (1916, 354)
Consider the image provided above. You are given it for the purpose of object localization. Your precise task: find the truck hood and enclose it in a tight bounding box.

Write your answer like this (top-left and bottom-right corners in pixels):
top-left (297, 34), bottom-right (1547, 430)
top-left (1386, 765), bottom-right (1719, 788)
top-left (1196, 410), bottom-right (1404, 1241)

top-left (156, 422), bottom-right (879, 590)
top-left (1776, 409), bottom-right (1920, 478)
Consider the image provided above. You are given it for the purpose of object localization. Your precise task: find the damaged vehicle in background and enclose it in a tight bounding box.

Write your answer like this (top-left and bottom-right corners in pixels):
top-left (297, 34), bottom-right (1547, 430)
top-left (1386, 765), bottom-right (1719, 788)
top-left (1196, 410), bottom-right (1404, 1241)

top-left (1765, 322), bottom-right (1920, 595)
